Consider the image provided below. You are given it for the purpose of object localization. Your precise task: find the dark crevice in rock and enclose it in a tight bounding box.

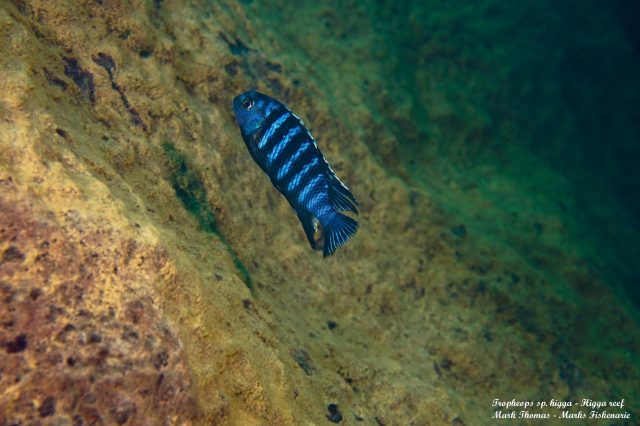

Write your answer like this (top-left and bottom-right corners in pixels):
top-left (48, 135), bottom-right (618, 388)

top-left (218, 32), bottom-right (250, 57)
top-left (292, 348), bottom-right (315, 376)
top-left (4, 333), bottom-right (28, 353)
top-left (92, 53), bottom-right (147, 131)
top-left (39, 396), bottom-right (56, 417)
top-left (153, 350), bottom-right (169, 370)
top-left (10, 0), bottom-right (29, 15)
top-left (63, 57), bottom-right (95, 104)
top-left (43, 68), bottom-right (68, 90)
top-left (326, 403), bottom-right (343, 423)
top-left (2, 245), bottom-right (25, 263)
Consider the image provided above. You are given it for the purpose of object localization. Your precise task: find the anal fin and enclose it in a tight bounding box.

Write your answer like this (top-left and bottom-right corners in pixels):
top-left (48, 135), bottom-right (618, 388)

top-left (297, 211), bottom-right (320, 250)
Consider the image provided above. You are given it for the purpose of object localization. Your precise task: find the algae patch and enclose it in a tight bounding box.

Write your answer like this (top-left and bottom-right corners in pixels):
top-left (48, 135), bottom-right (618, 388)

top-left (163, 143), bottom-right (253, 290)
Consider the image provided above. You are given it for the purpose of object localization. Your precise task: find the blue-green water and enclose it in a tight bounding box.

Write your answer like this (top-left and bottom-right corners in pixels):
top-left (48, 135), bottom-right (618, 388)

top-left (241, 0), bottom-right (640, 303)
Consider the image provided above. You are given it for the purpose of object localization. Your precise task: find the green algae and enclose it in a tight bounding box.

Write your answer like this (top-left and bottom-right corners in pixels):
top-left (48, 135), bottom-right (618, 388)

top-left (163, 142), bottom-right (253, 291)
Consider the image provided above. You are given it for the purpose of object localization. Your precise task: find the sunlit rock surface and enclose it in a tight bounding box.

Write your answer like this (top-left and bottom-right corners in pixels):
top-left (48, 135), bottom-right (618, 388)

top-left (0, 1), bottom-right (638, 425)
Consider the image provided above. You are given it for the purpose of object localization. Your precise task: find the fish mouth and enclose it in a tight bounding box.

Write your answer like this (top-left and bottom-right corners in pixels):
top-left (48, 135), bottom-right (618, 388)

top-left (231, 93), bottom-right (246, 115)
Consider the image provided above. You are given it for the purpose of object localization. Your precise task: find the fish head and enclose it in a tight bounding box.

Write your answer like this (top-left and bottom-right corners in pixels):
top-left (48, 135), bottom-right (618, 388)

top-left (232, 89), bottom-right (273, 137)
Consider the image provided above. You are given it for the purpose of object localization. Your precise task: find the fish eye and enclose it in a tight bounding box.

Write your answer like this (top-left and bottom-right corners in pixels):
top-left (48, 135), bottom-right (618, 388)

top-left (242, 99), bottom-right (254, 110)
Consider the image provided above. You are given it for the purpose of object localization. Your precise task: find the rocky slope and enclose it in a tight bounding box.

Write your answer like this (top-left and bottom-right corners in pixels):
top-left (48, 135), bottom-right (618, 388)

top-left (1, 1), bottom-right (638, 425)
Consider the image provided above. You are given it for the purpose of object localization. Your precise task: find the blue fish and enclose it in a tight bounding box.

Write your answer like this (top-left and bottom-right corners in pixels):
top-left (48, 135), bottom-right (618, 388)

top-left (232, 89), bottom-right (358, 257)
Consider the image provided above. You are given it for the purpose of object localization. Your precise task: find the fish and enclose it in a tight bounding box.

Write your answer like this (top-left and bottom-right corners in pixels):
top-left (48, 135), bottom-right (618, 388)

top-left (232, 89), bottom-right (358, 257)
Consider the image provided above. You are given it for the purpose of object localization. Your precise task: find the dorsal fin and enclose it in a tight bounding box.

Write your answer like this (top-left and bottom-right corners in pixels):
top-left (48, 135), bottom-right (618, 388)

top-left (326, 172), bottom-right (358, 214)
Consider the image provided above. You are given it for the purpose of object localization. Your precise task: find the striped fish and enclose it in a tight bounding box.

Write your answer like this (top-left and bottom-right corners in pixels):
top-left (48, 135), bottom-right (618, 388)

top-left (232, 89), bottom-right (358, 257)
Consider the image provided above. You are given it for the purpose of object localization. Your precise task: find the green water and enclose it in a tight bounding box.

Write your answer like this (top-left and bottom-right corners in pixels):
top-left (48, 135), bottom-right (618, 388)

top-left (241, 0), bottom-right (640, 301)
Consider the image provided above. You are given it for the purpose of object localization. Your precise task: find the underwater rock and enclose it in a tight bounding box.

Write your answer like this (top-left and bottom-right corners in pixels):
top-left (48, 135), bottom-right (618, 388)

top-left (0, 187), bottom-right (198, 425)
top-left (0, 0), bottom-right (638, 425)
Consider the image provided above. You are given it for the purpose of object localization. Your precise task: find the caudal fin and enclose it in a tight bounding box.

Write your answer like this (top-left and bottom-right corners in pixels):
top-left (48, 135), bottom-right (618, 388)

top-left (323, 212), bottom-right (358, 257)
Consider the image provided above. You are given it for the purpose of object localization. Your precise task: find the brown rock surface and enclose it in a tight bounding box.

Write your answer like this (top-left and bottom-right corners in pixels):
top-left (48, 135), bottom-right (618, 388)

top-left (0, 185), bottom-right (197, 425)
